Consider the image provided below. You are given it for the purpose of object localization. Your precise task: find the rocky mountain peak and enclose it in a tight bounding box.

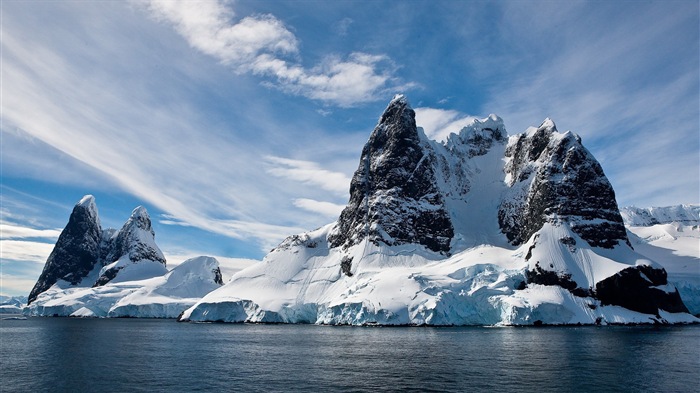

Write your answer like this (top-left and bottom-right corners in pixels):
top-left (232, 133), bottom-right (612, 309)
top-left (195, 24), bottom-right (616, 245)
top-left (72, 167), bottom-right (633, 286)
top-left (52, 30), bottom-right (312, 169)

top-left (499, 120), bottom-right (628, 248)
top-left (445, 114), bottom-right (507, 159)
top-left (28, 195), bottom-right (103, 304)
top-left (102, 206), bottom-right (165, 269)
top-left (328, 95), bottom-right (454, 253)
top-left (127, 206), bottom-right (154, 234)
top-left (539, 117), bottom-right (557, 132)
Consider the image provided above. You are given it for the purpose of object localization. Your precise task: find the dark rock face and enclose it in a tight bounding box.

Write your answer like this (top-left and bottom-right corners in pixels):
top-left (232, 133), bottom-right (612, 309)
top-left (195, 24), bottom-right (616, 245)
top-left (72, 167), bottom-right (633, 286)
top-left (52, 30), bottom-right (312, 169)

top-left (524, 263), bottom-right (593, 298)
top-left (329, 95), bottom-right (454, 253)
top-left (526, 262), bottom-right (578, 291)
top-left (93, 266), bottom-right (121, 287)
top-left (28, 197), bottom-right (102, 304)
top-left (499, 120), bottom-right (629, 248)
top-left (213, 267), bottom-right (224, 285)
top-left (595, 265), bottom-right (689, 315)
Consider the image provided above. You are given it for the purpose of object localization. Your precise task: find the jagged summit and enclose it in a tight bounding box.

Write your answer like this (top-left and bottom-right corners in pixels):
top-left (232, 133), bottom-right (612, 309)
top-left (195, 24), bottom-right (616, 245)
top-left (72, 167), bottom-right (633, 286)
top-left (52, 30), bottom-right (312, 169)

top-left (328, 94), bottom-right (453, 253)
top-left (28, 196), bottom-right (167, 303)
top-left (538, 117), bottom-right (557, 132)
top-left (499, 118), bottom-right (627, 248)
top-left (95, 205), bottom-right (166, 286)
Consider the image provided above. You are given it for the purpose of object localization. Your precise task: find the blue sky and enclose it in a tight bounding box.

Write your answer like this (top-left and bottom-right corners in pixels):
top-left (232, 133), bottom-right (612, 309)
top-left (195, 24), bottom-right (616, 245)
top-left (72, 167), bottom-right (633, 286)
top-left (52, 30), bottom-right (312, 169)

top-left (1, 0), bottom-right (698, 296)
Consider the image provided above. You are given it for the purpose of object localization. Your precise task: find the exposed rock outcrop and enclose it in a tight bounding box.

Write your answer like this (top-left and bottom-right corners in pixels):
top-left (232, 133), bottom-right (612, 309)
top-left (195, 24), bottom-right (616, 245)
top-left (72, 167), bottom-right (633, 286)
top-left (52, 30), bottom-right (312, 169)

top-left (28, 196), bottom-right (102, 304)
top-left (499, 119), bottom-right (629, 249)
top-left (329, 95), bottom-right (454, 253)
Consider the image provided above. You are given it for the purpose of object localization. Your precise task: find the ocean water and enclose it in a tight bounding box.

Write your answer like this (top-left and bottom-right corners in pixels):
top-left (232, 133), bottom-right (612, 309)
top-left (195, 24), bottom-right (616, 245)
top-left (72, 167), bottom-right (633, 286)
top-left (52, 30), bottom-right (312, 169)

top-left (1, 318), bottom-right (698, 392)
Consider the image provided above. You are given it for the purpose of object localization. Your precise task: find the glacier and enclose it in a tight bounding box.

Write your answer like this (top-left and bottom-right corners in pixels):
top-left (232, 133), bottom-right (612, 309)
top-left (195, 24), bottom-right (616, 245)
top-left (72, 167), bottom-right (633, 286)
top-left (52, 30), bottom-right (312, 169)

top-left (27, 256), bottom-right (226, 318)
top-left (180, 96), bottom-right (697, 325)
top-left (180, 222), bottom-right (697, 325)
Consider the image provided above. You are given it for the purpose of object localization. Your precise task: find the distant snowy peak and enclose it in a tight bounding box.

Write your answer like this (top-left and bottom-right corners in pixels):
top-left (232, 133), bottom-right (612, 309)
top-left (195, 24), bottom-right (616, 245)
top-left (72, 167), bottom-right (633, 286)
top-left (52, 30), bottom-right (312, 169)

top-left (28, 195), bottom-right (103, 303)
top-left (102, 206), bottom-right (165, 265)
top-left (620, 205), bottom-right (700, 226)
top-left (27, 256), bottom-right (226, 319)
top-left (499, 120), bottom-right (628, 248)
top-left (28, 196), bottom-right (167, 302)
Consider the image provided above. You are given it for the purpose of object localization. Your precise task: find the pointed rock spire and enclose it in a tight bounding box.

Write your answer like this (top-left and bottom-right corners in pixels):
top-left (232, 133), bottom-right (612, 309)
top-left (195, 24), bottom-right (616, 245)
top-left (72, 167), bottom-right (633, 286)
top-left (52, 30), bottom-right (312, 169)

top-left (329, 95), bottom-right (454, 253)
top-left (28, 195), bottom-right (103, 304)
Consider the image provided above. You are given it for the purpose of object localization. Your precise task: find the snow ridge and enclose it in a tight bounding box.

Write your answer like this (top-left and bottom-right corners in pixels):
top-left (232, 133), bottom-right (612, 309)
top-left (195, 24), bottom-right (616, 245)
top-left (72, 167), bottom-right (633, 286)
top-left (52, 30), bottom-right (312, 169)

top-left (620, 205), bottom-right (699, 226)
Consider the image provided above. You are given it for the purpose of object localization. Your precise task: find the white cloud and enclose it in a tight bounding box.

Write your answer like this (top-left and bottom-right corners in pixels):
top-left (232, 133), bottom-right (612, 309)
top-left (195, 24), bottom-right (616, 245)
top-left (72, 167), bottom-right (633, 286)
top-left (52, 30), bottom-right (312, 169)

top-left (138, 0), bottom-right (409, 106)
top-left (265, 156), bottom-right (351, 196)
top-left (335, 17), bottom-right (353, 36)
top-left (414, 107), bottom-right (478, 142)
top-left (0, 3), bottom-right (321, 253)
top-left (293, 198), bottom-right (345, 218)
top-left (141, 0), bottom-right (298, 68)
top-left (0, 224), bottom-right (61, 240)
top-left (0, 240), bottom-right (54, 264)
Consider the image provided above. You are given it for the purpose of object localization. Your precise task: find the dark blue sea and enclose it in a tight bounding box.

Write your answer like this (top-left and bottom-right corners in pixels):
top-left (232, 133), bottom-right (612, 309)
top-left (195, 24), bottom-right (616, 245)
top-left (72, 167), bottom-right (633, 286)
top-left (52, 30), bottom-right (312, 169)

top-left (1, 317), bottom-right (698, 392)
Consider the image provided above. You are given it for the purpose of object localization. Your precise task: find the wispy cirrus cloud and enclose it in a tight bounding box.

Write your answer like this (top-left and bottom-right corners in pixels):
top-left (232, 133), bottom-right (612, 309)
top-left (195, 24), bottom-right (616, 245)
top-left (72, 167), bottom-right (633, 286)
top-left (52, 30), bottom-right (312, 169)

top-left (0, 1), bottom-right (345, 253)
top-left (471, 1), bottom-right (700, 207)
top-left (265, 156), bottom-right (351, 196)
top-left (138, 0), bottom-right (411, 107)
top-left (0, 224), bottom-right (61, 240)
top-left (293, 198), bottom-right (345, 218)
top-left (0, 240), bottom-right (54, 263)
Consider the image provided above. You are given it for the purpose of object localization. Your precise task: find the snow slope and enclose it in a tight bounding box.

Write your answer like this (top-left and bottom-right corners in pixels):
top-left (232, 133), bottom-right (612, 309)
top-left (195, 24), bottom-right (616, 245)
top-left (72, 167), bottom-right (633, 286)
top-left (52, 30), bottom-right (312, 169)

top-left (181, 96), bottom-right (696, 325)
top-left (26, 256), bottom-right (226, 318)
top-left (182, 223), bottom-right (696, 325)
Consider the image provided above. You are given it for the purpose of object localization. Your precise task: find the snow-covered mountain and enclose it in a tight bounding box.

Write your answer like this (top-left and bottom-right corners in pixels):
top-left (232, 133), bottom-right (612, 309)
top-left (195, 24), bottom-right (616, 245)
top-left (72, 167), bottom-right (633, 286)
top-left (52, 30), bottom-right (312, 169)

top-left (181, 96), bottom-right (696, 325)
top-left (0, 295), bottom-right (27, 314)
top-left (28, 256), bottom-right (225, 318)
top-left (26, 197), bottom-right (229, 318)
top-left (28, 196), bottom-right (167, 304)
top-left (28, 196), bottom-right (104, 304)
